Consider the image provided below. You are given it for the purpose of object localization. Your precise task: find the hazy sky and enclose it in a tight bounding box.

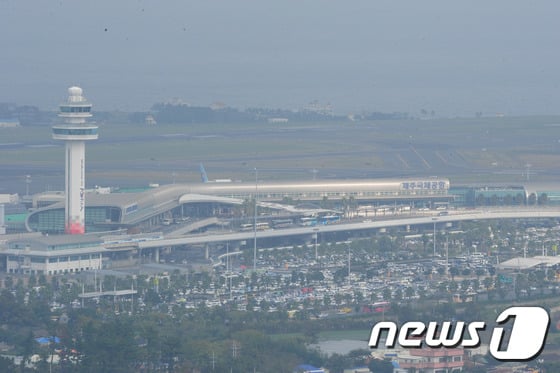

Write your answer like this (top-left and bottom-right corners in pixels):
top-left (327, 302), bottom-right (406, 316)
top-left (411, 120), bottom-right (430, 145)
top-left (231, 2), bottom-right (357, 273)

top-left (1, 1), bottom-right (559, 116)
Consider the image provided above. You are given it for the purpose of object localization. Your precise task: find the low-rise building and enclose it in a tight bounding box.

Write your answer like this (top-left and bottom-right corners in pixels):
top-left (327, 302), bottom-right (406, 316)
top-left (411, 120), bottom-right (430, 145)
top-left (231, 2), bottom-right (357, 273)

top-left (3, 234), bottom-right (104, 275)
top-left (396, 345), bottom-right (464, 373)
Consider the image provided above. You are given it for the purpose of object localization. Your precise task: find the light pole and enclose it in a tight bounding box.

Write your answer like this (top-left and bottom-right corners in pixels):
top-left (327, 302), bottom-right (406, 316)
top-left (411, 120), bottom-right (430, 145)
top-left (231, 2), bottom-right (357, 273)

top-left (313, 230), bottom-right (318, 261)
top-left (347, 245), bottom-right (351, 286)
top-left (432, 217), bottom-right (437, 258)
top-left (445, 233), bottom-right (449, 277)
top-left (25, 174), bottom-right (31, 197)
top-left (226, 243), bottom-right (233, 300)
top-left (253, 168), bottom-right (258, 272)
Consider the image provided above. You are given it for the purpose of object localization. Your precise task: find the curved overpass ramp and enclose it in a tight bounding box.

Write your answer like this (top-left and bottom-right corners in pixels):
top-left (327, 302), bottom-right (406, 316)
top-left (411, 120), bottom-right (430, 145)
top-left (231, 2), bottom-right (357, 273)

top-left (138, 207), bottom-right (560, 249)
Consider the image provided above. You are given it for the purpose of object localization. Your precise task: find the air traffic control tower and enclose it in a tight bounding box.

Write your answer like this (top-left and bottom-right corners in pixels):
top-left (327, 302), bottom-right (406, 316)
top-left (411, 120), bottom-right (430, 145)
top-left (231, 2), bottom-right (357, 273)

top-left (52, 87), bottom-right (98, 234)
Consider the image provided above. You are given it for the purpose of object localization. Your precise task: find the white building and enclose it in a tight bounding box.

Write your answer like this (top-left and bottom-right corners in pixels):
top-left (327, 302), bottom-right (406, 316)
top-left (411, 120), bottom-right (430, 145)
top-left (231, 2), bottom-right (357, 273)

top-left (4, 235), bottom-right (104, 275)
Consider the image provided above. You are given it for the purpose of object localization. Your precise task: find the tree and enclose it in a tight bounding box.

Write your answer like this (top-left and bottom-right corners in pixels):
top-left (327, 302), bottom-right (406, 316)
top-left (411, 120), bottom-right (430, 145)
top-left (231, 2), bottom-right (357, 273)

top-left (323, 294), bottom-right (331, 308)
top-left (449, 281), bottom-right (459, 294)
top-left (0, 356), bottom-right (16, 372)
top-left (483, 276), bottom-right (493, 292)
top-left (382, 288), bottom-right (392, 302)
top-left (325, 353), bottom-right (347, 373)
top-left (535, 269), bottom-right (547, 295)
top-left (80, 319), bottom-right (139, 372)
top-left (28, 273), bottom-right (37, 287)
top-left (418, 287), bottom-right (427, 301)
top-left (394, 288), bottom-right (403, 303)
top-left (20, 330), bottom-right (35, 372)
top-left (438, 281), bottom-right (448, 297)
top-left (334, 293), bottom-right (344, 306)
top-left (548, 268), bottom-right (557, 282)
top-left (368, 358), bottom-right (393, 373)
top-left (475, 268), bottom-right (486, 280)
top-left (354, 290), bottom-right (364, 304)
top-left (421, 234), bottom-right (429, 253)
top-left (4, 276), bottom-right (13, 289)
top-left (472, 279), bottom-right (480, 294)
top-left (461, 279), bottom-right (471, 293)
top-left (378, 236), bottom-right (393, 252)
top-left (449, 266), bottom-right (459, 281)
top-left (307, 270), bottom-right (324, 282)
top-left (405, 287), bottom-right (415, 302)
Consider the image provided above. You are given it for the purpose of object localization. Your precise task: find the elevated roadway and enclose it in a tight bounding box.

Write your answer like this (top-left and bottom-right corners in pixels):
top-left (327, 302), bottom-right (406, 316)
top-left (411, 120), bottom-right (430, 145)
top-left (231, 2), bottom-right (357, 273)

top-left (167, 217), bottom-right (220, 237)
top-left (138, 207), bottom-right (560, 249)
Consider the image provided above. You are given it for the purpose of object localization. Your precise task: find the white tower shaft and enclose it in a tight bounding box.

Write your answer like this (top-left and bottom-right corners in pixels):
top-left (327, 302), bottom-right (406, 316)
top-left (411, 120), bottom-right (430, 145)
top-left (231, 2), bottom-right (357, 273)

top-left (65, 141), bottom-right (86, 234)
top-left (52, 86), bottom-right (97, 234)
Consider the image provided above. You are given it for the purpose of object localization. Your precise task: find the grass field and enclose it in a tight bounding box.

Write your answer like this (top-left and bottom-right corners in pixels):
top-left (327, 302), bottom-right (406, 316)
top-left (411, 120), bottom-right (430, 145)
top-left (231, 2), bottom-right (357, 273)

top-left (2, 115), bottom-right (560, 193)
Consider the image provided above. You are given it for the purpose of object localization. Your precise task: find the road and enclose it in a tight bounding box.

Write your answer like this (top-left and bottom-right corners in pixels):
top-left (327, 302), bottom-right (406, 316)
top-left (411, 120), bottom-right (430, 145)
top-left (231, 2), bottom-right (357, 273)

top-left (138, 207), bottom-right (560, 249)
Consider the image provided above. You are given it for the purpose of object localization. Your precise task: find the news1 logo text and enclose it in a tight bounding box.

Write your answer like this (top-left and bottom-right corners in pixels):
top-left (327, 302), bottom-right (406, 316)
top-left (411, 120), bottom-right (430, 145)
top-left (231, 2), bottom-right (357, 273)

top-left (368, 306), bottom-right (550, 361)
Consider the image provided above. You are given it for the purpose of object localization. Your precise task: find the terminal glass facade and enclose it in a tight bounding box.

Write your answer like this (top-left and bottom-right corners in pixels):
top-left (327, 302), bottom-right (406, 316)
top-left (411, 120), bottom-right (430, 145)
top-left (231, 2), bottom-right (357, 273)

top-left (28, 207), bottom-right (122, 233)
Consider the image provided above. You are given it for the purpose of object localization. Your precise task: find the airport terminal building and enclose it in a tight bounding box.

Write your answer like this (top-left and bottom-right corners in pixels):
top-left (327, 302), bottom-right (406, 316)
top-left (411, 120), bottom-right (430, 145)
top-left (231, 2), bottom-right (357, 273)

top-left (3, 177), bottom-right (560, 276)
top-left (26, 178), bottom-right (452, 234)
top-left (15, 178), bottom-right (560, 235)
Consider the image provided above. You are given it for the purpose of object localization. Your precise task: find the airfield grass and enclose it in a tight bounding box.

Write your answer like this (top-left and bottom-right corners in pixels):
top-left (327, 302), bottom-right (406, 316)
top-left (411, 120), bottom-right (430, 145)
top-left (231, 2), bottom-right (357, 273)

top-left (2, 115), bottom-right (560, 185)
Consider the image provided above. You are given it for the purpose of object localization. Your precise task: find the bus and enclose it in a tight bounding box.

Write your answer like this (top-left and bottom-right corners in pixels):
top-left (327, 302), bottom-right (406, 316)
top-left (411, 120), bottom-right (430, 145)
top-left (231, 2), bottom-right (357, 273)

top-left (300, 217), bottom-right (317, 226)
top-left (240, 223), bottom-right (253, 231)
top-left (271, 219), bottom-right (293, 229)
top-left (241, 222), bottom-right (270, 231)
top-left (256, 222), bottom-right (270, 230)
top-left (319, 214), bottom-right (340, 224)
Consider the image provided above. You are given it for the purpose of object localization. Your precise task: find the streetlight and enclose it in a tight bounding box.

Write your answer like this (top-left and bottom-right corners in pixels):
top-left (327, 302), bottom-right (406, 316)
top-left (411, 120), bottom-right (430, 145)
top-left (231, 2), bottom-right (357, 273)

top-left (25, 174), bottom-right (31, 197)
top-left (445, 234), bottom-right (449, 277)
top-left (253, 168), bottom-right (258, 272)
top-left (347, 245), bottom-right (351, 286)
top-left (432, 217), bottom-right (438, 258)
top-left (313, 230), bottom-right (319, 262)
top-left (226, 243), bottom-right (233, 300)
